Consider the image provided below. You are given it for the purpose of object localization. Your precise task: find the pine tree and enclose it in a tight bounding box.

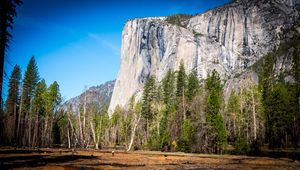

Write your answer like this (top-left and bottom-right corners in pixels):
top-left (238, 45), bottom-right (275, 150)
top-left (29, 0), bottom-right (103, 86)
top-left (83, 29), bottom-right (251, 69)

top-left (176, 60), bottom-right (187, 120)
top-left (43, 81), bottom-right (61, 146)
top-left (20, 56), bottom-right (40, 115)
top-left (18, 56), bottom-right (39, 146)
top-left (0, 0), bottom-right (22, 111)
top-left (31, 80), bottom-right (46, 147)
top-left (187, 70), bottom-right (200, 102)
top-left (5, 65), bottom-right (21, 143)
top-left (141, 75), bottom-right (157, 141)
top-left (176, 60), bottom-right (186, 98)
top-left (205, 70), bottom-right (227, 153)
top-left (6, 65), bottom-right (21, 116)
top-left (162, 69), bottom-right (176, 111)
top-left (227, 91), bottom-right (240, 141)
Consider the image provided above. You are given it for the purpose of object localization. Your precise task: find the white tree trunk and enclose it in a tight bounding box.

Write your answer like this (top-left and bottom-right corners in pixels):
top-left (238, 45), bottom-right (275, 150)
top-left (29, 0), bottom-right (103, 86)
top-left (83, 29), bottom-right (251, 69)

top-left (67, 125), bottom-right (71, 148)
top-left (83, 90), bottom-right (87, 147)
top-left (127, 113), bottom-right (141, 152)
top-left (90, 122), bottom-right (97, 149)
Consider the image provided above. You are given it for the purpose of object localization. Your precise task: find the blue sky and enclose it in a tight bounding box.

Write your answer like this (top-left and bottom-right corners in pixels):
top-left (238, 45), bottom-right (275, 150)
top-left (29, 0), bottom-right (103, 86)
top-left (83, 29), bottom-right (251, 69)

top-left (4, 0), bottom-right (230, 101)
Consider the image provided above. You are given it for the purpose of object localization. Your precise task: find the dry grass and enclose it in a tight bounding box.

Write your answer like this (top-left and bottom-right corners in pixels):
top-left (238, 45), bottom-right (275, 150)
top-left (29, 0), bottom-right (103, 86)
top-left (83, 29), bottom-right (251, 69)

top-left (0, 147), bottom-right (299, 169)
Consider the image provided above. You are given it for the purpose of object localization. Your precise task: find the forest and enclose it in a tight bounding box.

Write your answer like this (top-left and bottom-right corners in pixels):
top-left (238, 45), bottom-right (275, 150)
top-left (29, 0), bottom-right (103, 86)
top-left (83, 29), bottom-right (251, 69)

top-left (1, 46), bottom-right (299, 155)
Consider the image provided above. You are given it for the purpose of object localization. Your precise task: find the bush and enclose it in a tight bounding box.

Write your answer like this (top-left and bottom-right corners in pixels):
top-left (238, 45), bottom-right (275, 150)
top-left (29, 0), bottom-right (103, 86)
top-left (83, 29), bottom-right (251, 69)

top-left (234, 138), bottom-right (250, 154)
top-left (166, 14), bottom-right (193, 28)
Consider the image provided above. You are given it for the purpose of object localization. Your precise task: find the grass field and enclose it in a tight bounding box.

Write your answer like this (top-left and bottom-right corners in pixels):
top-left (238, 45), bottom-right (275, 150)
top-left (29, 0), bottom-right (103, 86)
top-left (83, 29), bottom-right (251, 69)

top-left (0, 147), bottom-right (299, 169)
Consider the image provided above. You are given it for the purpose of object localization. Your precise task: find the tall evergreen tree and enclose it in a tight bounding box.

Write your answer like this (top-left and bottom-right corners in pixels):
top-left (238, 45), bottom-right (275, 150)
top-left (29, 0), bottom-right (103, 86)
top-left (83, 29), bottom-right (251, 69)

top-left (162, 69), bottom-right (175, 109)
top-left (176, 60), bottom-right (187, 120)
top-left (0, 0), bottom-right (22, 110)
top-left (32, 80), bottom-right (46, 147)
top-left (187, 70), bottom-right (200, 102)
top-left (205, 70), bottom-right (227, 153)
top-left (17, 56), bottom-right (39, 146)
top-left (141, 75), bottom-right (157, 141)
top-left (176, 60), bottom-right (186, 98)
top-left (0, 0), bottom-right (22, 144)
top-left (21, 56), bottom-right (40, 114)
top-left (5, 64), bottom-right (21, 142)
top-left (6, 65), bottom-right (21, 116)
top-left (43, 81), bottom-right (61, 146)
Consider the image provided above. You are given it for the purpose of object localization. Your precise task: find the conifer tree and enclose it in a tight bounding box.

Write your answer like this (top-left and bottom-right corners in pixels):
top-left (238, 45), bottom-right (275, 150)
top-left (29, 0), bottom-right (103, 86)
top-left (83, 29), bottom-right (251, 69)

top-left (205, 70), bottom-right (227, 153)
top-left (0, 0), bottom-right (23, 110)
top-left (31, 80), bottom-right (46, 147)
top-left (20, 56), bottom-right (39, 115)
top-left (162, 69), bottom-right (176, 110)
top-left (187, 70), bottom-right (199, 102)
top-left (176, 60), bottom-right (187, 120)
top-left (43, 81), bottom-right (61, 146)
top-left (18, 56), bottom-right (39, 146)
top-left (141, 75), bottom-right (157, 141)
top-left (6, 65), bottom-right (21, 116)
top-left (176, 60), bottom-right (186, 98)
top-left (5, 65), bottom-right (21, 142)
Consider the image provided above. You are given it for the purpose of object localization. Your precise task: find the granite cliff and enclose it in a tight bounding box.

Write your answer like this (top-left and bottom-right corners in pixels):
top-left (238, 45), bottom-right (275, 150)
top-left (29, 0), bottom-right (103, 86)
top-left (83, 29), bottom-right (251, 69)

top-left (109, 0), bottom-right (300, 113)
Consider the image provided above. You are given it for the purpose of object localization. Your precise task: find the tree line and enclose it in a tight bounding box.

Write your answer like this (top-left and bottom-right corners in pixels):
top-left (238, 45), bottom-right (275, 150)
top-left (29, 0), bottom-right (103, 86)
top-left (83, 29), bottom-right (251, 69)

top-left (1, 53), bottom-right (299, 154)
top-left (1, 56), bottom-right (61, 147)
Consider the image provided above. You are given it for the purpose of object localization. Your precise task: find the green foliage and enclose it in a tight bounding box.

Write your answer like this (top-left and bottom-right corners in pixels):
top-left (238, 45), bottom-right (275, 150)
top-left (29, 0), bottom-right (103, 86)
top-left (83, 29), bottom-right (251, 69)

top-left (5, 65), bottom-right (21, 116)
top-left (162, 69), bottom-right (176, 109)
top-left (21, 56), bottom-right (40, 114)
top-left (213, 114), bottom-right (227, 149)
top-left (142, 75), bottom-right (157, 122)
top-left (45, 81), bottom-right (61, 115)
top-left (187, 70), bottom-right (200, 102)
top-left (112, 105), bottom-right (122, 126)
top-left (178, 119), bottom-right (194, 152)
top-left (158, 111), bottom-right (170, 149)
top-left (165, 14), bottom-right (193, 28)
top-left (234, 137), bottom-right (250, 154)
top-left (192, 30), bottom-right (204, 37)
top-left (176, 60), bottom-right (186, 98)
top-left (206, 70), bottom-right (227, 152)
top-left (205, 70), bottom-right (222, 93)
top-left (32, 79), bottom-right (47, 117)
top-left (227, 91), bottom-right (239, 115)
top-left (268, 81), bottom-right (296, 148)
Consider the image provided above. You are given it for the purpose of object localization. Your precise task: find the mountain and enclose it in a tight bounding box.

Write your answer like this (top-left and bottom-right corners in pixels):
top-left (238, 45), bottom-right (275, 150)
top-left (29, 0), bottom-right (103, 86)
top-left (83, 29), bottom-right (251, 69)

top-left (108, 0), bottom-right (300, 114)
top-left (62, 80), bottom-right (115, 114)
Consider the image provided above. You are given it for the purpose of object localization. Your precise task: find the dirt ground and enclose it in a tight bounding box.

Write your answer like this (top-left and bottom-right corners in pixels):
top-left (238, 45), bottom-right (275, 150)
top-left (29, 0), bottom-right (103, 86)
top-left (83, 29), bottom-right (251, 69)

top-left (0, 147), bottom-right (299, 170)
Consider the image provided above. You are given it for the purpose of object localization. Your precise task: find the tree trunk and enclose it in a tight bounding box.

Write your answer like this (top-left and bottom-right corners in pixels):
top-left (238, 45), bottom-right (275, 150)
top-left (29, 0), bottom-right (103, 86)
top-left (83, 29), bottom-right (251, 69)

top-left (183, 86), bottom-right (186, 120)
top-left (32, 110), bottom-right (38, 147)
top-left (43, 116), bottom-right (48, 146)
top-left (67, 111), bottom-right (78, 147)
top-left (251, 88), bottom-right (257, 140)
top-left (78, 109), bottom-right (83, 147)
top-left (13, 103), bottom-right (17, 144)
top-left (90, 122), bottom-right (97, 149)
top-left (127, 113), bottom-right (141, 152)
top-left (28, 99), bottom-right (33, 147)
top-left (67, 124), bottom-right (71, 149)
top-left (17, 93), bottom-right (23, 145)
top-left (83, 91), bottom-right (87, 147)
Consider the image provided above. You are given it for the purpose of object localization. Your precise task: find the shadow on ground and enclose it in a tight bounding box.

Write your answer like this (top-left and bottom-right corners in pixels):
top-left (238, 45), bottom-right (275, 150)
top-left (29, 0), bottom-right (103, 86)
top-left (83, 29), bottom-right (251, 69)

top-left (0, 154), bottom-right (95, 169)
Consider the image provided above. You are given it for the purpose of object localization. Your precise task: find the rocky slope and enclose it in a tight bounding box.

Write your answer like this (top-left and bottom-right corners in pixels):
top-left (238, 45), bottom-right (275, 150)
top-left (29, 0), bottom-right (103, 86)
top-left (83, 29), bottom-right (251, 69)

top-left (109, 0), bottom-right (300, 113)
top-left (62, 80), bottom-right (115, 115)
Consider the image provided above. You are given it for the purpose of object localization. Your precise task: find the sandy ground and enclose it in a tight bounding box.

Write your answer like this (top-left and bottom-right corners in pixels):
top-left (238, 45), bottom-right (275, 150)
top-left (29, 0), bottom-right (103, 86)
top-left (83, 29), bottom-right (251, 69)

top-left (0, 147), bottom-right (299, 169)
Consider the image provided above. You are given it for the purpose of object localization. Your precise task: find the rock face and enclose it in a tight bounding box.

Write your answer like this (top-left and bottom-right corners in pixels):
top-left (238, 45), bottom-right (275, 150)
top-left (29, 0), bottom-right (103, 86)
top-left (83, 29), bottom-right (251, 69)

top-left (63, 80), bottom-right (115, 115)
top-left (109, 0), bottom-right (300, 113)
